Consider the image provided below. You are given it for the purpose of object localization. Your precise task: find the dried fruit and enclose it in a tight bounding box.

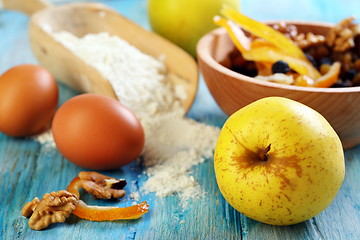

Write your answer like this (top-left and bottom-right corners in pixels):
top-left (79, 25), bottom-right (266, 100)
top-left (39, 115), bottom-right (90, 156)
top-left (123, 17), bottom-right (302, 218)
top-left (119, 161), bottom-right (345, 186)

top-left (272, 60), bottom-right (291, 74)
top-left (221, 6), bottom-right (308, 61)
top-left (344, 69), bottom-right (357, 81)
top-left (255, 73), bottom-right (294, 84)
top-left (319, 57), bottom-right (332, 66)
top-left (214, 16), bottom-right (321, 79)
top-left (215, 7), bottom-right (353, 88)
top-left (67, 176), bottom-right (149, 221)
top-left (314, 62), bottom-right (341, 88)
top-left (22, 172), bottom-right (148, 231)
top-left (294, 75), bottom-right (314, 87)
top-left (73, 200), bottom-right (149, 221)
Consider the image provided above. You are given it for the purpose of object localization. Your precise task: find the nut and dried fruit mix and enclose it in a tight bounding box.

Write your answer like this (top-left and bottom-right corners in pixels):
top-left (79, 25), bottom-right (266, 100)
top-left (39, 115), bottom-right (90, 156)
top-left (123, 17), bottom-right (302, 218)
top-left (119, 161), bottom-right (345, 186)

top-left (217, 7), bottom-right (360, 88)
top-left (22, 172), bottom-right (149, 231)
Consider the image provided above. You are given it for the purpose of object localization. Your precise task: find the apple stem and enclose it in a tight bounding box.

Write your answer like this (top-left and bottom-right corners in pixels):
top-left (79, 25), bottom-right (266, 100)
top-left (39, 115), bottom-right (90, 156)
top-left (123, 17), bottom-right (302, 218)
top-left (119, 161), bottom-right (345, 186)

top-left (259, 144), bottom-right (271, 161)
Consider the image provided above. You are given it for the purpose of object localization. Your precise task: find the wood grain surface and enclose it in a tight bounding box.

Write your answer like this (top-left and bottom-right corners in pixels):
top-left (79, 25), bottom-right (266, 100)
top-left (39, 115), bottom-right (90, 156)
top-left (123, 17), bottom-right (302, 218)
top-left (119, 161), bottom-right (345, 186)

top-left (1, 0), bottom-right (360, 239)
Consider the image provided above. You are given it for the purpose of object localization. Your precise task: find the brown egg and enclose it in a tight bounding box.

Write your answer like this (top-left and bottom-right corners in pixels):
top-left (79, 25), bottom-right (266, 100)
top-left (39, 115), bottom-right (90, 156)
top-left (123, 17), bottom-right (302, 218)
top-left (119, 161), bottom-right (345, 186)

top-left (0, 64), bottom-right (59, 137)
top-left (52, 93), bottom-right (145, 170)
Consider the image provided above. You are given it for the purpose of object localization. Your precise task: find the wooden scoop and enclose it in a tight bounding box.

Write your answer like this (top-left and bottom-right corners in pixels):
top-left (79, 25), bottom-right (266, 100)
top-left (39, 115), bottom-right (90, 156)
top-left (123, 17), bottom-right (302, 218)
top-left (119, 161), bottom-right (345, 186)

top-left (3, 0), bottom-right (198, 112)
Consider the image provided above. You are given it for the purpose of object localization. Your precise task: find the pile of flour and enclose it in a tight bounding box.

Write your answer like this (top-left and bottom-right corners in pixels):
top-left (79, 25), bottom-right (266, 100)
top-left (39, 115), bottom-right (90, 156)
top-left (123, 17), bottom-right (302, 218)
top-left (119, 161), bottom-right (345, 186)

top-left (47, 31), bottom-right (220, 202)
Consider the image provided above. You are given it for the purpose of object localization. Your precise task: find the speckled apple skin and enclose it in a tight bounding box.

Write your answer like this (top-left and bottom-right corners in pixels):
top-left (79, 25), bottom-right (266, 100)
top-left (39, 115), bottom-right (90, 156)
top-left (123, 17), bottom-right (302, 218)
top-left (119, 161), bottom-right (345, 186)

top-left (214, 97), bottom-right (345, 225)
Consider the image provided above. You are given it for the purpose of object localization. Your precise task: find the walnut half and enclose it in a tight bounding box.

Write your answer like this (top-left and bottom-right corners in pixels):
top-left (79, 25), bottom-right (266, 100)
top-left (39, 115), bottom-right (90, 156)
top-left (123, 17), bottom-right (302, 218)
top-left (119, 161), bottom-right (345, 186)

top-left (79, 171), bottom-right (127, 199)
top-left (21, 190), bottom-right (78, 231)
top-left (293, 32), bottom-right (326, 49)
top-left (326, 17), bottom-right (360, 52)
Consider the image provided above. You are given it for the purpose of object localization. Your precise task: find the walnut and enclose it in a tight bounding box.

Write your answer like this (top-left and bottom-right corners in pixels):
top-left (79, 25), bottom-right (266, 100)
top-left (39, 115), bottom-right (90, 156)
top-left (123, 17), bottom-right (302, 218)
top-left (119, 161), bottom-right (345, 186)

top-left (326, 17), bottom-right (360, 52)
top-left (79, 171), bottom-right (127, 199)
top-left (21, 190), bottom-right (78, 231)
top-left (22, 197), bottom-right (41, 218)
top-left (270, 22), bottom-right (325, 49)
top-left (293, 32), bottom-right (326, 49)
top-left (271, 21), bottom-right (299, 39)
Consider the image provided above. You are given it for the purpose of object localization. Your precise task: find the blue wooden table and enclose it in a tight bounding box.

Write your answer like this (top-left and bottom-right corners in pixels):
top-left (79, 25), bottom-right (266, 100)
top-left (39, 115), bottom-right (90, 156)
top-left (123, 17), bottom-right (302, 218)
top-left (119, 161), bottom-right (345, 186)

top-left (1, 0), bottom-right (360, 239)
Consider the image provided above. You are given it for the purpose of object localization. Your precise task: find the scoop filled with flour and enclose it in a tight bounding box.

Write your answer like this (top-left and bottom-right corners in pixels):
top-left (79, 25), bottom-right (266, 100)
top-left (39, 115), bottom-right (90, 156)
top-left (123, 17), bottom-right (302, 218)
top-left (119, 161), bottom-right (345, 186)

top-left (52, 31), bottom-right (220, 202)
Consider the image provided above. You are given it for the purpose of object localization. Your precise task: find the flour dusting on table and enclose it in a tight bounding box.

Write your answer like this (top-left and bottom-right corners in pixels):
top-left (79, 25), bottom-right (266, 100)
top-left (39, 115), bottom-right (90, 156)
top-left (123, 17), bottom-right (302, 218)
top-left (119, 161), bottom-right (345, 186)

top-left (32, 129), bottom-right (55, 148)
top-left (50, 31), bottom-right (220, 203)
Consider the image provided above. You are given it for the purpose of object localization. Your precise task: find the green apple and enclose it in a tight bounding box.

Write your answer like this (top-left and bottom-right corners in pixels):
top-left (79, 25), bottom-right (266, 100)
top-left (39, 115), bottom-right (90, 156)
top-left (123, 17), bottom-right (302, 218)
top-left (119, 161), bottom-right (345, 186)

top-left (148, 0), bottom-right (239, 57)
top-left (214, 97), bottom-right (345, 225)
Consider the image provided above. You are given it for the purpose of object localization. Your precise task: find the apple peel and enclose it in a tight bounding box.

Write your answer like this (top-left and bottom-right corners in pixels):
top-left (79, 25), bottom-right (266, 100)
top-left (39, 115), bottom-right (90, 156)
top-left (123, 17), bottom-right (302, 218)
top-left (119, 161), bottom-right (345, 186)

top-left (67, 177), bottom-right (149, 221)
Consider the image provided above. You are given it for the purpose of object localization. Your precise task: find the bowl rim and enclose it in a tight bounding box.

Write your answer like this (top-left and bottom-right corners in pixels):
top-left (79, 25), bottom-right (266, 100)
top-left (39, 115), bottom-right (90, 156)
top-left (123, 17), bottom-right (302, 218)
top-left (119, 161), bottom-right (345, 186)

top-left (197, 20), bottom-right (360, 93)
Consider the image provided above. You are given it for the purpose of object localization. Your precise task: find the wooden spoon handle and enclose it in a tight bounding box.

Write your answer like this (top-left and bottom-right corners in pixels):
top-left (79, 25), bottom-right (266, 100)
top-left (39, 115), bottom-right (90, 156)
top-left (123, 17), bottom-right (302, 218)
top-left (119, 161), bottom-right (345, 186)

top-left (2, 0), bottom-right (52, 15)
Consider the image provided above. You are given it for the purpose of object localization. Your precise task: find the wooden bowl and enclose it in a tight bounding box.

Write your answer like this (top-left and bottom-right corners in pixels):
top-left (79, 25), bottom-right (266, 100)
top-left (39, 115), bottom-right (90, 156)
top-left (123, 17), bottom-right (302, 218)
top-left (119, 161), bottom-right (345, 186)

top-left (197, 21), bottom-right (360, 149)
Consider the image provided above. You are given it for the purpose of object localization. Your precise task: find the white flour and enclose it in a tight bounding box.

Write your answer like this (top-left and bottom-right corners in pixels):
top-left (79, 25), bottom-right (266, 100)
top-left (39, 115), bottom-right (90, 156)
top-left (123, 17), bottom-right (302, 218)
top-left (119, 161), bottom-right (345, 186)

top-left (32, 129), bottom-right (55, 148)
top-left (47, 31), bottom-right (220, 203)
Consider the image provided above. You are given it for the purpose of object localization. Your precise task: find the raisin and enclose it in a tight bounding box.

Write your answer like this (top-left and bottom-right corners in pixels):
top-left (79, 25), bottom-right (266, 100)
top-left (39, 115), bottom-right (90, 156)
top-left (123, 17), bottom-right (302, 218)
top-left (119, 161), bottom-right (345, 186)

top-left (230, 66), bottom-right (258, 77)
top-left (319, 57), bottom-right (332, 66)
top-left (305, 53), bottom-right (317, 68)
top-left (344, 69), bottom-right (357, 81)
top-left (230, 65), bottom-right (244, 74)
top-left (111, 179), bottom-right (127, 190)
top-left (353, 73), bottom-right (360, 85)
top-left (331, 81), bottom-right (352, 88)
top-left (354, 35), bottom-right (360, 56)
top-left (272, 60), bottom-right (290, 74)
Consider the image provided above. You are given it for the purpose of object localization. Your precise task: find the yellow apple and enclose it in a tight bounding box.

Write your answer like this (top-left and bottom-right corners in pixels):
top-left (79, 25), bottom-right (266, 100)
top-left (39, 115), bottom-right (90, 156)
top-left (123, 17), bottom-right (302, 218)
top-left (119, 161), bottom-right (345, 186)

top-left (214, 97), bottom-right (345, 225)
top-left (147, 0), bottom-right (239, 57)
